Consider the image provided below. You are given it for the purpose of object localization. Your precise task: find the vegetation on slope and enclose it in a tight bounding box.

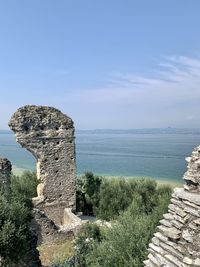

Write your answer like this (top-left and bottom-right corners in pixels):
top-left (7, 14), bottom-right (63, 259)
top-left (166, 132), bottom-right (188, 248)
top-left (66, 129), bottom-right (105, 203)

top-left (56, 173), bottom-right (172, 267)
top-left (0, 171), bottom-right (37, 267)
top-left (0, 170), bottom-right (172, 267)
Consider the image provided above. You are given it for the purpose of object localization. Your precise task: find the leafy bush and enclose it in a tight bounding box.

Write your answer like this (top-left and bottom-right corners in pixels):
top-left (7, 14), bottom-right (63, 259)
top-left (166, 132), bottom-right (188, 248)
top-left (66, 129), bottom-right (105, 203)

top-left (74, 224), bottom-right (102, 267)
top-left (85, 193), bottom-right (170, 267)
top-left (11, 171), bottom-right (38, 202)
top-left (96, 178), bottom-right (164, 220)
top-left (0, 171), bottom-right (38, 266)
top-left (53, 175), bottom-right (172, 267)
top-left (0, 192), bottom-right (31, 266)
top-left (76, 172), bottom-right (172, 221)
top-left (76, 172), bottom-right (102, 215)
top-left (96, 178), bottom-right (134, 220)
top-left (73, 180), bottom-right (172, 267)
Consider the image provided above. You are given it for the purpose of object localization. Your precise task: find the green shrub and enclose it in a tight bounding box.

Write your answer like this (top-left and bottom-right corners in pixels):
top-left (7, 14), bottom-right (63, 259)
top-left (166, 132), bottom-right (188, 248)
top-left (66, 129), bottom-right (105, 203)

top-left (87, 193), bottom-right (169, 266)
top-left (76, 172), bottom-right (102, 215)
top-left (134, 179), bottom-right (158, 213)
top-left (96, 178), bottom-right (162, 220)
top-left (0, 191), bottom-right (31, 265)
top-left (75, 223), bottom-right (102, 267)
top-left (96, 178), bottom-right (134, 220)
top-left (0, 171), bottom-right (38, 266)
top-left (11, 171), bottom-right (38, 201)
top-left (76, 173), bottom-right (172, 222)
top-left (73, 181), bottom-right (172, 267)
top-left (157, 184), bottom-right (173, 197)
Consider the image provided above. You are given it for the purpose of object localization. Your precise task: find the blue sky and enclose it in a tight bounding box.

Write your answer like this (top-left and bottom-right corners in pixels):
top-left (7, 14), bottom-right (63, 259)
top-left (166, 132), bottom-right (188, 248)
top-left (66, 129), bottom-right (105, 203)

top-left (0, 1), bottom-right (200, 129)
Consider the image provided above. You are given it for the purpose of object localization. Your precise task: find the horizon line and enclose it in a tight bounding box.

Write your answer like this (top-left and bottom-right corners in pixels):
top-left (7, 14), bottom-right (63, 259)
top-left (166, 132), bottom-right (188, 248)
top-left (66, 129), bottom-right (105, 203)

top-left (1, 127), bottom-right (200, 131)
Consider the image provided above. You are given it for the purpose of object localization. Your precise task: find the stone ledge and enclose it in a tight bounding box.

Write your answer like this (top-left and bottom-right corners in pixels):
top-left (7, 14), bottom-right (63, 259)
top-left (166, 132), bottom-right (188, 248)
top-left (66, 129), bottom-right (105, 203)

top-left (173, 188), bottom-right (200, 206)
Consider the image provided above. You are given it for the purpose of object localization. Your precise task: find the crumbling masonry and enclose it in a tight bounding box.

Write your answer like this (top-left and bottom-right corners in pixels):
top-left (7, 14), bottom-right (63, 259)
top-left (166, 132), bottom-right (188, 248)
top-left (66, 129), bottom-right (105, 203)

top-left (145, 146), bottom-right (200, 267)
top-left (0, 158), bottom-right (11, 192)
top-left (9, 105), bottom-right (82, 245)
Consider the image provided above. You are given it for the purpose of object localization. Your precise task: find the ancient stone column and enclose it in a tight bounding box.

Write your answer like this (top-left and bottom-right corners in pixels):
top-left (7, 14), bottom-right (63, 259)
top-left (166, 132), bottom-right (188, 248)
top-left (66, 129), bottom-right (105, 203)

top-left (9, 105), bottom-right (76, 225)
top-left (144, 146), bottom-right (200, 267)
top-left (0, 158), bottom-right (12, 192)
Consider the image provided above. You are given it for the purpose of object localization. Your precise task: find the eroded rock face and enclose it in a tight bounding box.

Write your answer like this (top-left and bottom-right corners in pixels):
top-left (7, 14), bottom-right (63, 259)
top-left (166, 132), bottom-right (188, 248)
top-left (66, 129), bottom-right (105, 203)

top-left (184, 146), bottom-right (200, 192)
top-left (9, 105), bottom-right (76, 225)
top-left (144, 146), bottom-right (200, 267)
top-left (0, 158), bottom-right (12, 192)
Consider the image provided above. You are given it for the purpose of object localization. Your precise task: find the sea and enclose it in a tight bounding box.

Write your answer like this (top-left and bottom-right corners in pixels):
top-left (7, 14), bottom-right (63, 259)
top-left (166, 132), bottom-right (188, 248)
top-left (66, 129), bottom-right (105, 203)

top-left (1, 129), bottom-right (200, 183)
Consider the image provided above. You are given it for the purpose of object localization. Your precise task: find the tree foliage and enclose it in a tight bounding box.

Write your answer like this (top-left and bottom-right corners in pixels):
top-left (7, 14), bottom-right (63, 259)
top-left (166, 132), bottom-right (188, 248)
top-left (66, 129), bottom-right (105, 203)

top-left (0, 171), bottom-right (38, 266)
top-left (96, 178), bottom-right (163, 220)
top-left (72, 176), bottom-right (172, 267)
top-left (85, 192), bottom-right (170, 267)
top-left (76, 172), bottom-right (102, 215)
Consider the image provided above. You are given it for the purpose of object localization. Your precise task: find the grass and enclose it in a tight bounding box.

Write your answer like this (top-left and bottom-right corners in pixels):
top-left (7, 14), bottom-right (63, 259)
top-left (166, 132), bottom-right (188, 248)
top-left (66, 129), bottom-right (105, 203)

top-left (38, 241), bottom-right (74, 266)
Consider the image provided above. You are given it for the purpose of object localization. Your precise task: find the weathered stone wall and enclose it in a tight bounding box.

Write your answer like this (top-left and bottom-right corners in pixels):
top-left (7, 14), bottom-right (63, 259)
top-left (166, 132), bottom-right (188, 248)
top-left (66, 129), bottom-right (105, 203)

top-left (145, 146), bottom-right (200, 267)
top-left (31, 208), bottom-right (75, 245)
top-left (9, 105), bottom-right (85, 247)
top-left (0, 158), bottom-right (11, 192)
top-left (9, 105), bottom-right (76, 225)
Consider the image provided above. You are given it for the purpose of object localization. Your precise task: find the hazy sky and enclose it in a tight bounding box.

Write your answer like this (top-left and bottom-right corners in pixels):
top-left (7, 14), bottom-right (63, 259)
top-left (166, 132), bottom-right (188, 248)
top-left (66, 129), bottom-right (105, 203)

top-left (0, 1), bottom-right (200, 129)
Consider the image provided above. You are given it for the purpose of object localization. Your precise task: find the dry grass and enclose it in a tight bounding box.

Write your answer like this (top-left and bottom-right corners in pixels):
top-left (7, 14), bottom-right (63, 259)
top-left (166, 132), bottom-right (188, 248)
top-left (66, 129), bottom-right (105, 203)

top-left (38, 240), bottom-right (74, 266)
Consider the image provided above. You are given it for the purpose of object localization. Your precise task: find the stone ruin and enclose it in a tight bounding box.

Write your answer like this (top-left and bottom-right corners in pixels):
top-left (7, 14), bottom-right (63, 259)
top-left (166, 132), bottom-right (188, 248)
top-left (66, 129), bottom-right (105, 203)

top-left (9, 105), bottom-right (76, 223)
top-left (6, 104), bottom-right (200, 267)
top-left (145, 146), bottom-right (200, 267)
top-left (0, 158), bottom-right (11, 192)
top-left (9, 105), bottom-right (83, 246)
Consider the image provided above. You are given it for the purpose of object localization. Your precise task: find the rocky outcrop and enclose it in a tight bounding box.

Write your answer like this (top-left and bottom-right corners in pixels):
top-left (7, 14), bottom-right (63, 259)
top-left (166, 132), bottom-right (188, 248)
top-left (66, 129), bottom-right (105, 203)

top-left (0, 158), bottom-right (11, 192)
top-left (184, 147), bottom-right (200, 192)
top-left (145, 145), bottom-right (200, 267)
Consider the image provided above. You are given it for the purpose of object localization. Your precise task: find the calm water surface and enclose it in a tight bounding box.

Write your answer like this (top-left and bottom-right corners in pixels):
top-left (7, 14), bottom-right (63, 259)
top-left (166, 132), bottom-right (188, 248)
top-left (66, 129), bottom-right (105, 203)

top-left (1, 129), bottom-right (200, 182)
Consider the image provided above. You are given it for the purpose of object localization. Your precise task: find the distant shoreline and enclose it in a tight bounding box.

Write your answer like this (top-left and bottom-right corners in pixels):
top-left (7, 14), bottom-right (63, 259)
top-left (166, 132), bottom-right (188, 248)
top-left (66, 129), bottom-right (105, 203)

top-left (12, 166), bottom-right (183, 188)
top-left (95, 175), bottom-right (183, 188)
top-left (2, 128), bottom-right (200, 135)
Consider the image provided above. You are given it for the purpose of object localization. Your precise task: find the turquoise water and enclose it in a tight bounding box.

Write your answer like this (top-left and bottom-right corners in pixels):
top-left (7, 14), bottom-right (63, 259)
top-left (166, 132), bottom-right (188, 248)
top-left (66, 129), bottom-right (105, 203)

top-left (1, 129), bottom-right (200, 182)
